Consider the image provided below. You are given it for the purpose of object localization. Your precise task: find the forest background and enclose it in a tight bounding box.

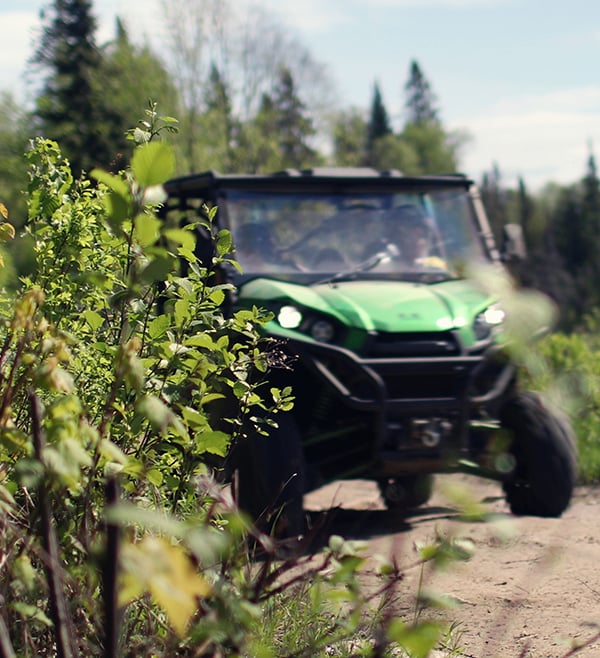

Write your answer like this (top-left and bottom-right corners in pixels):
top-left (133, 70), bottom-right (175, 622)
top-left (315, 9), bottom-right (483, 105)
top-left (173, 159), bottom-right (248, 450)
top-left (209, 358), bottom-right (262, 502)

top-left (3, 0), bottom-right (600, 331)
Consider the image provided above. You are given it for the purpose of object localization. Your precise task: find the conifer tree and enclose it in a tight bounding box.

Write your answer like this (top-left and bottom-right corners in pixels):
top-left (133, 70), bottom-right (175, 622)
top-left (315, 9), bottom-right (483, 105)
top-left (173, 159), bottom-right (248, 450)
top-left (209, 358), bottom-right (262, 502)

top-left (196, 63), bottom-right (238, 171)
top-left (364, 82), bottom-right (391, 166)
top-left (404, 60), bottom-right (439, 126)
top-left (581, 148), bottom-right (600, 246)
top-left (480, 164), bottom-right (508, 244)
top-left (400, 60), bottom-right (464, 174)
top-left (32, 0), bottom-right (120, 175)
top-left (271, 66), bottom-right (319, 169)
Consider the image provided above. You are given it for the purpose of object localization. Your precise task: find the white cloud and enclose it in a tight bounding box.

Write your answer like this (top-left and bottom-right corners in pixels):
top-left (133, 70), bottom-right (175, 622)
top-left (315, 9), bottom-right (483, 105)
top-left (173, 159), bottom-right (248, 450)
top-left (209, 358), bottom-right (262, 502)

top-left (248, 0), bottom-right (351, 32)
top-left (363, 0), bottom-right (511, 7)
top-left (0, 11), bottom-right (39, 94)
top-left (454, 100), bottom-right (598, 189)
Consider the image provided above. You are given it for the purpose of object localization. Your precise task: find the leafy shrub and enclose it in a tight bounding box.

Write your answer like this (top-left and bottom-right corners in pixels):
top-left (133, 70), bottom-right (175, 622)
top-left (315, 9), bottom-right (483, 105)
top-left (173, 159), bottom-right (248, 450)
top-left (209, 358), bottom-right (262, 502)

top-left (529, 327), bottom-right (600, 483)
top-left (0, 111), bottom-right (293, 655)
top-left (0, 109), bottom-right (470, 657)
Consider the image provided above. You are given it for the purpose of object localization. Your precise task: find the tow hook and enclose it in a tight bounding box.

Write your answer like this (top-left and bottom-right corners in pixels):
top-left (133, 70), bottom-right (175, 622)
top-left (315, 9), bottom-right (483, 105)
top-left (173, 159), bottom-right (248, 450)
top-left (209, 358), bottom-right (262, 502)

top-left (412, 419), bottom-right (452, 447)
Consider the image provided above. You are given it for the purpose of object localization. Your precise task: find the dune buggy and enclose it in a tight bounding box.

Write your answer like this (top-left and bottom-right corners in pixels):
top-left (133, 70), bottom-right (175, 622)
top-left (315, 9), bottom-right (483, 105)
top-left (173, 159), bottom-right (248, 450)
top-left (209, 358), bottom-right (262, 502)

top-left (163, 167), bottom-right (577, 534)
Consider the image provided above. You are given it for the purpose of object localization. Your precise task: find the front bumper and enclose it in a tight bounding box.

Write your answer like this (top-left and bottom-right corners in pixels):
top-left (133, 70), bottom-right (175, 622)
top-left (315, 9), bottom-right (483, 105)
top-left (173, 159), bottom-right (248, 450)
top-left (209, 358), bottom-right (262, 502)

top-left (282, 334), bottom-right (516, 475)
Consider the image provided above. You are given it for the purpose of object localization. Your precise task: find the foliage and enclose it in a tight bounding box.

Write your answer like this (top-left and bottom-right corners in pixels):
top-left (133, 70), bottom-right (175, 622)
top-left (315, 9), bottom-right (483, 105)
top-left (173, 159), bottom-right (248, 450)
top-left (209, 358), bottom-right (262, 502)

top-left (404, 60), bottom-right (440, 127)
top-left (0, 109), bottom-right (479, 657)
top-left (160, 0), bottom-right (334, 174)
top-left (94, 18), bottom-right (181, 170)
top-left (0, 92), bottom-right (33, 279)
top-left (331, 108), bottom-right (368, 167)
top-left (0, 92), bottom-right (29, 226)
top-left (0, 113), bottom-right (286, 654)
top-left (31, 0), bottom-right (111, 175)
top-left (525, 321), bottom-right (600, 483)
top-left (363, 82), bottom-right (392, 166)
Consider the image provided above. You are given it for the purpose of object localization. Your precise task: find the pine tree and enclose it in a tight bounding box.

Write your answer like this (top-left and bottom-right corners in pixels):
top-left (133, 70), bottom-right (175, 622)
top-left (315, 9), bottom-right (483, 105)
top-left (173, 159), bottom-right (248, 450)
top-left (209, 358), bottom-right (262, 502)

top-left (399, 60), bottom-right (464, 174)
top-left (363, 82), bottom-right (391, 166)
top-left (271, 66), bottom-right (318, 169)
top-left (404, 60), bottom-right (439, 126)
top-left (581, 148), bottom-right (600, 245)
top-left (197, 63), bottom-right (238, 171)
top-left (32, 0), bottom-right (120, 175)
top-left (479, 164), bottom-right (508, 244)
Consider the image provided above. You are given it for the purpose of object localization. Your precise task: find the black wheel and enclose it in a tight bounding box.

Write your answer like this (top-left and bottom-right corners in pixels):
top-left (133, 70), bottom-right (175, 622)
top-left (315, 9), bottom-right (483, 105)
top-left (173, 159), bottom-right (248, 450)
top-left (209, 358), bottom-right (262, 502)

top-left (378, 474), bottom-right (434, 510)
top-left (499, 392), bottom-right (577, 517)
top-left (230, 414), bottom-right (306, 537)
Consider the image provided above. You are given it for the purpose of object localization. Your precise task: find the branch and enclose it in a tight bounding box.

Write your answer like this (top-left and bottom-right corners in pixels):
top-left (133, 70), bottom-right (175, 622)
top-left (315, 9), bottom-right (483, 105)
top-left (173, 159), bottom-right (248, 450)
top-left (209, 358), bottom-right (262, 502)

top-left (102, 477), bottom-right (121, 658)
top-left (30, 391), bottom-right (78, 658)
top-left (0, 613), bottom-right (16, 658)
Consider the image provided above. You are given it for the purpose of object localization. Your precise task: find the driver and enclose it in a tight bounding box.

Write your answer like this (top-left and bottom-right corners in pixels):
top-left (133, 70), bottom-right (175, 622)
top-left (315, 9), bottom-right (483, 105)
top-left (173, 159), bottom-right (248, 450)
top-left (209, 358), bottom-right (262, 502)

top-left (382, 204), bottom-right (447, 270)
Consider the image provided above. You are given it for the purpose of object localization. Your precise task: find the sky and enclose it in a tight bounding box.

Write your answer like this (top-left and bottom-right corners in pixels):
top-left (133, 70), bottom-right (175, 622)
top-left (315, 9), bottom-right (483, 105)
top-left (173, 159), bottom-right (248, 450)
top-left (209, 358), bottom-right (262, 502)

top-left (2, 0), bottom-right (600, 191)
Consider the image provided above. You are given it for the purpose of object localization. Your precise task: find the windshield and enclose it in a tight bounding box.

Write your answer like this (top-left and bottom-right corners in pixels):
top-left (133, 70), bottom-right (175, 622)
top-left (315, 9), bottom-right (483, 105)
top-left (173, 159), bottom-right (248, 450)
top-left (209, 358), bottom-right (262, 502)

top-left (223, 188), bottom-right (488, 280)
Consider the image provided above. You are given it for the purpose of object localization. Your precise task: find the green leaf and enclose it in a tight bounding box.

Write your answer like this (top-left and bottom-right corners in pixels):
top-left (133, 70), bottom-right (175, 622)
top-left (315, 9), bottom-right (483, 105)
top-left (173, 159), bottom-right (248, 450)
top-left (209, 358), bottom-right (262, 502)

top-left (11, 602), bottom-right (53, 628)
top-left (14, 459), bottom-right (43, 488)
top-left (13, 555), bottom-right (37, 592)
top-left (99, 439), bottom-right (129, 465)
top-left (164, 228), bottom-right (196, 252)
top-left (0, 427), bottom-right (31, 453)
top-left (185, 334), bottom-right (216, 349)
top-left (215, 230), bottom-right (233, 256)
top-left (387, 620), bottom-right (441, 658)
top-left (148, 315), bottom-right (171, 339)
top-left (83, 310), bottom-right (104, 331)
top-left (104, 192), bottom-right (131, 228)
top-left (90, 169), bottom-right (129, 197)
top-left (131, 142), bottom-right (176, 187)
top-left (147, 468), bottom-right (164, 486)
top-left (119, 536), bottom-right (211, 636)
top-left (197, 430), bottom-right (230, 457)
top-left (174, 299), bottom-right (190, 326)
top-left (209, 288), bottom-right (226, 305)
top-left (134, 213), bottom-right (161, 247)
top-left (139, 255), bottom-right (174, 283)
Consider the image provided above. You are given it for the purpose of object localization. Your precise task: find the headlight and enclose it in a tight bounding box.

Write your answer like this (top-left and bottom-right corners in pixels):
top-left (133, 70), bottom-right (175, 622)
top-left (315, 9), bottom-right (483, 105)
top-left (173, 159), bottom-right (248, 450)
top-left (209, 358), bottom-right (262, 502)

top-left (473, 304), bottom-right (505, 340)
top-left (310, 319), bottom-right (336, 342)
top-left (277, 305), bottom-right (303, 329)
top-left (275, 305), bottom-right (339, 343)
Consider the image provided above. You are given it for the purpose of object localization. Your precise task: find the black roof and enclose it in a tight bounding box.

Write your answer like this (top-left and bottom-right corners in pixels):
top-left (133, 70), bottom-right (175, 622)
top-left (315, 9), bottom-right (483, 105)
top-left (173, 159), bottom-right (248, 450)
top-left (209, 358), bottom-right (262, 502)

top-left (164, 167), bottom-right (474, 198)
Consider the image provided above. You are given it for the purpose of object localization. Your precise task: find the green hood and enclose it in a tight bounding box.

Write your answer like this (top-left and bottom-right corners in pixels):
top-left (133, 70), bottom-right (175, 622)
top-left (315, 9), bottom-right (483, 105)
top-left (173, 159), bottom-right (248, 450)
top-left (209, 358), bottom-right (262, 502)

top-left (240, 278), bottom-right (492, 333)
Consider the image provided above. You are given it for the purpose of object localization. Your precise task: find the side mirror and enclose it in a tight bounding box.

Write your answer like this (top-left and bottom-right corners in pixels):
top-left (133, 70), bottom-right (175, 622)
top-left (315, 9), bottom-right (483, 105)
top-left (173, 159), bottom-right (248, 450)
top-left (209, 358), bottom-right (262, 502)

top-left (501, 223), bottom-right (527, 262)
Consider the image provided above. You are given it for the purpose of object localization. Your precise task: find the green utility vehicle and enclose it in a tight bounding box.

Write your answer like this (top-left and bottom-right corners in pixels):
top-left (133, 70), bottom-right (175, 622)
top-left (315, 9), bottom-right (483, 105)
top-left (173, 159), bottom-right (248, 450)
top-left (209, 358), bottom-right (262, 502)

top-left (163, 168), bottom-right (577, 533)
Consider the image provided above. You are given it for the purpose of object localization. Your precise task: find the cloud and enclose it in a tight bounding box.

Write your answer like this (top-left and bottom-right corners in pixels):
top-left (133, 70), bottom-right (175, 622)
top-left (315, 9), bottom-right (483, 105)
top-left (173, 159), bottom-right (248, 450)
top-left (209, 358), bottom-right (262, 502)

top-left (453, 90), bottom-right (600, 189)
top-left (247, 0), bottom-right (351, 32)
top-left (0, 11), bottom-right (39, 89)
top-left (363, 0), bottom-right (510, 6)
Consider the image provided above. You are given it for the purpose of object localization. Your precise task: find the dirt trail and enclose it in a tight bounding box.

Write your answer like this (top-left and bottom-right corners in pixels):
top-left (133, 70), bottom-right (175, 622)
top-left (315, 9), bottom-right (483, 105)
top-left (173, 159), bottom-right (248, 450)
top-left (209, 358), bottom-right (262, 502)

top-left (303, 474), bottom-right (600, 658)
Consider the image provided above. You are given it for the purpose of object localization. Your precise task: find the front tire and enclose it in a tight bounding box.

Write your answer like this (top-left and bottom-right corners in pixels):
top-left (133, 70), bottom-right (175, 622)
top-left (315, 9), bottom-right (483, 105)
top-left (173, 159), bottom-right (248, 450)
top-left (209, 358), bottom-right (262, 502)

top-left (378, 474), bottom-right (434, 510)
top-left (499, 392), bottom-right (577, 517)
top-left (230, 414), bottom-right (306, 538)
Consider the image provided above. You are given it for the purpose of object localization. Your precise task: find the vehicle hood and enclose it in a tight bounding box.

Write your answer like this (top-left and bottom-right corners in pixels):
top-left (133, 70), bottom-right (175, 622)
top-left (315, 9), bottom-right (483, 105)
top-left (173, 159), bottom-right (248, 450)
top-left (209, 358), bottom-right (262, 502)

top-left (239, 277), bottom-right (492, 333)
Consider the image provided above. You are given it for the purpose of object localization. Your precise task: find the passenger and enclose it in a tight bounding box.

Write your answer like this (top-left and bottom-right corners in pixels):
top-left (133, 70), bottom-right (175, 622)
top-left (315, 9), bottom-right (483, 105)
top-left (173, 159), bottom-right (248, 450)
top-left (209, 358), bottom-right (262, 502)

top-left (367, 204), bottom-right (447, 270)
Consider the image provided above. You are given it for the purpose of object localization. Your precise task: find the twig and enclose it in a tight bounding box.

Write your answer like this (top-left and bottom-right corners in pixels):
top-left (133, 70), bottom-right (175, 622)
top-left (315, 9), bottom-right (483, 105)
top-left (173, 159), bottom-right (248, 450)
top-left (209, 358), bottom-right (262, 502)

top-left (30, 391), bottom-right (78, 658)
top-left (0, 613), bottom-right (16, 658)
top-left (103, 477), bottom-right (120, 658)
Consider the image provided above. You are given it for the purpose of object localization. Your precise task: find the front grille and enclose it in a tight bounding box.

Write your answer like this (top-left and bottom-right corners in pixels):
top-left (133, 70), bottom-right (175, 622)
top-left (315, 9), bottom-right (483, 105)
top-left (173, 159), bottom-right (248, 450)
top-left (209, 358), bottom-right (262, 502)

top-left (380, 371), bottom-right (467, 399)
top-left (364, 331), bottom-right (461, 357)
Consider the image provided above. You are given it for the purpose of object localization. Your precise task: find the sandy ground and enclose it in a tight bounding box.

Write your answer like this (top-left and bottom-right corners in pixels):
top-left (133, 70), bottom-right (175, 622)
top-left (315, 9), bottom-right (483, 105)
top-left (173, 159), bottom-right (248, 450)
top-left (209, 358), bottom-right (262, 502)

top-left (303, 474), bottom-right (600, 658)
